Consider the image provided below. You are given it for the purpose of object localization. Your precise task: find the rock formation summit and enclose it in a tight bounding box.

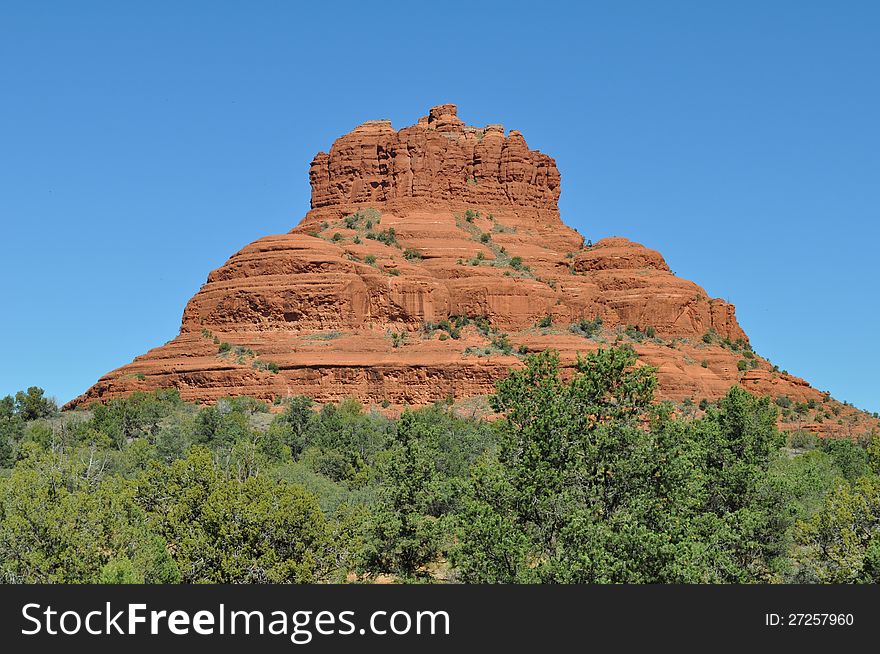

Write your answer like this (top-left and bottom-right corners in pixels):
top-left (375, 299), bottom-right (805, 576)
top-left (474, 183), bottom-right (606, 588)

top-left (70, 104), bottom-right (875, 436)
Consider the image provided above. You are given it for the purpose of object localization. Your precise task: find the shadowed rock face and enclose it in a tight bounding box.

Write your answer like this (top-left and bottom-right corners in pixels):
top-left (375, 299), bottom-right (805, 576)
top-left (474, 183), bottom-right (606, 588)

top-left (69, 105), bottom-right (877, 438)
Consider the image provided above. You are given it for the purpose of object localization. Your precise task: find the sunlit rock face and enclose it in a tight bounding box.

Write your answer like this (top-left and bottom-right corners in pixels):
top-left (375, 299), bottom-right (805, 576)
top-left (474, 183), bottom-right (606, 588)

top-left (70, 105), bottom-right (875, 439)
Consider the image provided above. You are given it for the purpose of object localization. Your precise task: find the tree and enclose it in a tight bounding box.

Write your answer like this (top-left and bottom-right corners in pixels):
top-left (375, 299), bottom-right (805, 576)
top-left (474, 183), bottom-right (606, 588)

top-left (13, 387), bottom-right (57, 422)
top-left (270, 395), bottom-right (315, 458)
top-left (455, 348), bottom-right (793, 583)
top-left (362, 411), bottom-right (444, 581)
top-left (135, 447), bottom-right (330, 583)
top-left (0, 396), bottom-right (22, 467)
top-left (821, 438), bottom-right (870, 481)
top-left (0, 449), bottom-right (178, 583)
top-left (192, 400), bottom-right (251, 448)
top-left (451, 455), bottom-right (536, 583)
top-left (667, 386), bottom-right (788, 582)
top-left (300, 400), bottom-right (391, 483)
top-left (89, 389), bottom-right (183, 448)
top-left (455, 348), bottom-right (665, 582)
top-left (795, 476), bottom-right (880, 583)
top-left (868, 432), bottom-right (880, 475)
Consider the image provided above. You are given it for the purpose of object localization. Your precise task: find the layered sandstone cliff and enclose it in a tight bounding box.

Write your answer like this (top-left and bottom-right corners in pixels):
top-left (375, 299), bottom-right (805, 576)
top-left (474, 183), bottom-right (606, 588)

top-left (69, 105), bottom-right (877, 438)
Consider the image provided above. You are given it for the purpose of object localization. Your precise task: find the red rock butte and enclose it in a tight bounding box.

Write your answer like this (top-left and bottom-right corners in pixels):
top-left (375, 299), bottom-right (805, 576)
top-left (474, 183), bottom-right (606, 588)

top-left (70, 104), bottom-right (876, 437)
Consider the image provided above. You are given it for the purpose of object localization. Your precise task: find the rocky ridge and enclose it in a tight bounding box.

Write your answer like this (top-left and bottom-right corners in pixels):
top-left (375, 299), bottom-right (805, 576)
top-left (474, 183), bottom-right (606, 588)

top-left (69, 105), bottom-right (877, 438)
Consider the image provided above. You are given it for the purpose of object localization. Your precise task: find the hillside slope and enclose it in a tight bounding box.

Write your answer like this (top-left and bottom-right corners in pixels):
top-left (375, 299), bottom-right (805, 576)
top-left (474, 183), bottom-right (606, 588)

top-left (69, 105), bottom-right (877, 438)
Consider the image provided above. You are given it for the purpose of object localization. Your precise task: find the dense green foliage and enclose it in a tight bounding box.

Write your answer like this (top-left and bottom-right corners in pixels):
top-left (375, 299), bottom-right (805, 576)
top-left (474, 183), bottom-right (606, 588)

top-left (1, 349), bottom-right (878, 583)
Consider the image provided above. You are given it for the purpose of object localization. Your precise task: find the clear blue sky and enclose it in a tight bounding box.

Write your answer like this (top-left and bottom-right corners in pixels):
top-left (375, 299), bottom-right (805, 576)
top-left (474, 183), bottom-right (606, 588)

top-left (1, 1), bottom-right (877, 412)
